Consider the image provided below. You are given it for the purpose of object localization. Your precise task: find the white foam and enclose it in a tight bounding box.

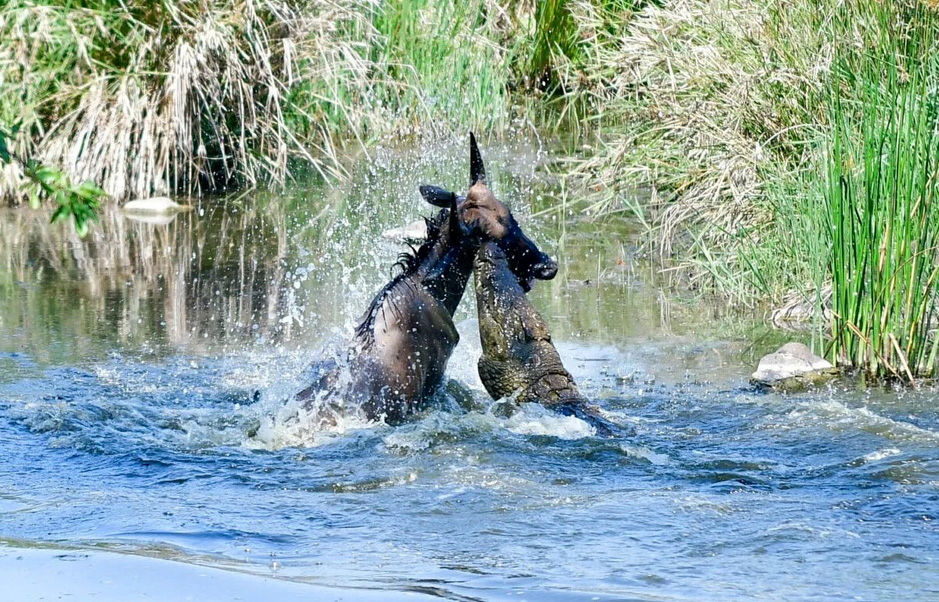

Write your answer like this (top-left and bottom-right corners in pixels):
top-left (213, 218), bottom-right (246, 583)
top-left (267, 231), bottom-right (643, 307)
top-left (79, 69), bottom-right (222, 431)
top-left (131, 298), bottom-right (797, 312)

top-left (502, 403), bottom-right (595, 439)
top-left (245, 391), bottom-right (377, 451)
top-left (618, 443), bottom-right (670, 465)
top-left (862, 447), bottom-right (902, 463)
top-left (789, 399), bottom-right (939, 444)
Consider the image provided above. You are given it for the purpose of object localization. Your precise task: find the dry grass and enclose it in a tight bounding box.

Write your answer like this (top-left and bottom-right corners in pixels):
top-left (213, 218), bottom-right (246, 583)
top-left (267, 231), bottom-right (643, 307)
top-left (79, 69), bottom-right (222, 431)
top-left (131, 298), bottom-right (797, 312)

top-left (0, 0), bottom-right (555, 204)
top-left (561, 0), bottom-right (828, 298)
top-left (0, 0), bottom-right (382, 202)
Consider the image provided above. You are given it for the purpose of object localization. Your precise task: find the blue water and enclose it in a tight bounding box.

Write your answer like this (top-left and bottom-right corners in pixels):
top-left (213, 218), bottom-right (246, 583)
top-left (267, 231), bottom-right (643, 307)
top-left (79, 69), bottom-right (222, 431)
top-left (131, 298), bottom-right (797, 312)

top-left (1, 141), bottom-right (938, 600)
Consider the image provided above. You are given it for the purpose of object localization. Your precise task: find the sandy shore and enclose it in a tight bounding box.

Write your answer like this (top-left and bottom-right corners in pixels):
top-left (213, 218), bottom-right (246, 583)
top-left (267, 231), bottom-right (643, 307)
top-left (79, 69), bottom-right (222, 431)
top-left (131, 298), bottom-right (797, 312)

top-left (0, 545), bottom-right (436, 601)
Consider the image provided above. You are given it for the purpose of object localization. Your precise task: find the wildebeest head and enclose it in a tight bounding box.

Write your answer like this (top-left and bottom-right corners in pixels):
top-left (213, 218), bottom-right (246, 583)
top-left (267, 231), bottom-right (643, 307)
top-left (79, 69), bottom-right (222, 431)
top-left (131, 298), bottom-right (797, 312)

top-left (419, 133), bottom-right (558, 291)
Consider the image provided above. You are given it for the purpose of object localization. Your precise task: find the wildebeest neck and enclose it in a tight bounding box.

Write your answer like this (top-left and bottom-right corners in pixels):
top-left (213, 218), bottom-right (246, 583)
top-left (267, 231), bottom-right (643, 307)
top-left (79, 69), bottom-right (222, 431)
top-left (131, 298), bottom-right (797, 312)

top-left (355, 209), bottom-right (475, 347)
top-left (414, 213), bottom-right (477, 316)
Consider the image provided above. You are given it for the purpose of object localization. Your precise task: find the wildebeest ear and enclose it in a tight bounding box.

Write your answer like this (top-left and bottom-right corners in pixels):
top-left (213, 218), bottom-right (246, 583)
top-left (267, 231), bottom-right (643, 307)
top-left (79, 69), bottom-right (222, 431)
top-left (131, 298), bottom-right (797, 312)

top-left (419, 184), bottom-right (456, 208)
top-left (470, 131), bottom-right (486, 186)
top-left (420, 184), bottom-right (466, 239)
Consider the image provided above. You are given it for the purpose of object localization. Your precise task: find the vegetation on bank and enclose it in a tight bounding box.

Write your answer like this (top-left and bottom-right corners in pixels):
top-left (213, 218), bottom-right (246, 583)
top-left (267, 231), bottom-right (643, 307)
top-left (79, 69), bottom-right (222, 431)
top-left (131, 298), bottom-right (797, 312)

top-left (814, 1), bottom-right (939, 381)
top-left (556, 0), bottom-right (939, 381)
top-left (3, 0), bottom-right (939, 381)
top-left (0, 0), bottom-right (616, 204)
top-left (0, 0), bottom-right (528, 202)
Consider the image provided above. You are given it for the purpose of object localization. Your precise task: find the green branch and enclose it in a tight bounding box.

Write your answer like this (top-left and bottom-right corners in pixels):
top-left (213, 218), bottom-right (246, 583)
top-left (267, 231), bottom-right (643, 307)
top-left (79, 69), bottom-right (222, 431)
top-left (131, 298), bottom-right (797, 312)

top-left (0, 125), bottom-right (104, 237)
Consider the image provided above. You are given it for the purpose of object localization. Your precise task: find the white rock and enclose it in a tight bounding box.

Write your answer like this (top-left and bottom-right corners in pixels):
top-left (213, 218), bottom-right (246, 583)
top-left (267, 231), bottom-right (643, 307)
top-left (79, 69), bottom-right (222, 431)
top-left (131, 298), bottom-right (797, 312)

top-left (122, 197), bottom-right (191, 214)
top-left (752, 342), bottom-right (833, 383)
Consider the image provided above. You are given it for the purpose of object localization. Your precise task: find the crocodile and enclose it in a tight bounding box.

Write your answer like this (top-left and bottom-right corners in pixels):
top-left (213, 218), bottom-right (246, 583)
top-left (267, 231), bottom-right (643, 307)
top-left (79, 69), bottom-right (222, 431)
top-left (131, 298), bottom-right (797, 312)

top-left (474, 240), bottom-right (622, 437)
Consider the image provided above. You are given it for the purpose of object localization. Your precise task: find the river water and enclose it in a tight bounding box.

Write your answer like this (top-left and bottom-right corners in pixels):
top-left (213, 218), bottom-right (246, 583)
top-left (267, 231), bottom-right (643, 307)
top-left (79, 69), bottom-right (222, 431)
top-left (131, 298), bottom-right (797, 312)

top-left (1, 139), bottom-right (937, 600)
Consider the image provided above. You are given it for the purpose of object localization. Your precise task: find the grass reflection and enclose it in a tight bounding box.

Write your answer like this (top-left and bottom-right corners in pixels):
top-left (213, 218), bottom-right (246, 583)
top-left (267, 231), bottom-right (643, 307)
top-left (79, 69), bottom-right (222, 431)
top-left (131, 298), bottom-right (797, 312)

top-left (0, 140), bottom-right (785, 371)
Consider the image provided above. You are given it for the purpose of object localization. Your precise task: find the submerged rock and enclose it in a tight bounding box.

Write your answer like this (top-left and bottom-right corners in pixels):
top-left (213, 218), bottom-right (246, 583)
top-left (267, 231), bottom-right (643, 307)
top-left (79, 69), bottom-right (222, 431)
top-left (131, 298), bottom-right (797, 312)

top-left (751, 342), bottom-right (838, 391)
top-left (121, 212), bottom-right (179, 226)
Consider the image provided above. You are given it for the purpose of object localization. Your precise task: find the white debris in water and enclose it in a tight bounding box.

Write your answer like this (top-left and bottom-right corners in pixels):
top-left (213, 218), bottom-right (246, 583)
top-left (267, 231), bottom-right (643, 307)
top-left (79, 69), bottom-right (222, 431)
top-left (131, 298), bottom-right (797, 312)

top-left (618, 443), bottom-right (670, 465)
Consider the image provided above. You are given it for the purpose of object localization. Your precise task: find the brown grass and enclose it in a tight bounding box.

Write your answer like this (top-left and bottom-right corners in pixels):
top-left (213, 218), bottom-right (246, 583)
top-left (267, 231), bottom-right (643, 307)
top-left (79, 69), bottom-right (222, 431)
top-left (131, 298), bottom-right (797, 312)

top-left (0, 0), bottom-right (374, 202)
top-left (561, 0), bottom-right (828, 295)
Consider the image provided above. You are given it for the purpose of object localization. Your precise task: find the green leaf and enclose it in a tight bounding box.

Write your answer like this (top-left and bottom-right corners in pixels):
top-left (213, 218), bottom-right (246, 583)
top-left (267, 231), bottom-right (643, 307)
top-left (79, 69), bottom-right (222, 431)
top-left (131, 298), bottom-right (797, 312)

top-left (37, 166), bottom-right (67, 190)
top-left (76, 180), bottom-right (106, 202)
top-left (74, 219), bottom-right (89, 238)
top-left (50, 205), bottom-right (69, 224)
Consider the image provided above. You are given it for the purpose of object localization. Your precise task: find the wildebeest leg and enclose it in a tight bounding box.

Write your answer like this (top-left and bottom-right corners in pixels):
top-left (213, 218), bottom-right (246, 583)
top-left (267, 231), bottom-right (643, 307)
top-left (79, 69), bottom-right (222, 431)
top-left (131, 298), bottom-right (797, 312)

top-left (293, 358), bottom-right (349, 429)
top-left (444, 378), bottom-right (483, 413)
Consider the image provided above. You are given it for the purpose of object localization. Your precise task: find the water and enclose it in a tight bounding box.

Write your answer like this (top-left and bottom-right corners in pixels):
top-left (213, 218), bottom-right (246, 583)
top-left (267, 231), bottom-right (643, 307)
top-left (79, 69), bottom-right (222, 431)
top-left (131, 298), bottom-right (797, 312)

top-left (1, 139), bottom-right (938, 600)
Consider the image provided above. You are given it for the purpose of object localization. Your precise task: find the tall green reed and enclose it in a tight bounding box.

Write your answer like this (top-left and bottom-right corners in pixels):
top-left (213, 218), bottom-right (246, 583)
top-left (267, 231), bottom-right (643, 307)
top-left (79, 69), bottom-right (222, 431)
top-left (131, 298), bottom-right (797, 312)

top-left (824, 0), bottom-right (939, 381)
top-left (371, 0), bottom-right (513, 132)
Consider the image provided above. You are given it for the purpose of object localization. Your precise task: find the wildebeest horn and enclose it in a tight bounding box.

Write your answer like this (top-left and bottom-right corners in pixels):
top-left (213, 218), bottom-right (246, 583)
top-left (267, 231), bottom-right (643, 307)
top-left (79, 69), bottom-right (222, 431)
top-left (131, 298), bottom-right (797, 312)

top-left (470, 131), bottom-right (486, 186)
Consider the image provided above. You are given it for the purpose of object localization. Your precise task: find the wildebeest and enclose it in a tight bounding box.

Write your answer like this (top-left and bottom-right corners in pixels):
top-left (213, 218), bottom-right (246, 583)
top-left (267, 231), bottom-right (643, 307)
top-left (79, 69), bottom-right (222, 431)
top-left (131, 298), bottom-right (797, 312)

top-left (473, 240), bottom-right (622, 437)
top-left (297, 133), bottom-right (558, 424)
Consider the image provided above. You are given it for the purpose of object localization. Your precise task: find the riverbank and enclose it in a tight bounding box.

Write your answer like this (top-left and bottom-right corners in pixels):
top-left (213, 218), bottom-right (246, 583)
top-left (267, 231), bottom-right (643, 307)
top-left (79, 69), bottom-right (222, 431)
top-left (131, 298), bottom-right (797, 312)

top-left (552, 0), bottom-right (939, 381)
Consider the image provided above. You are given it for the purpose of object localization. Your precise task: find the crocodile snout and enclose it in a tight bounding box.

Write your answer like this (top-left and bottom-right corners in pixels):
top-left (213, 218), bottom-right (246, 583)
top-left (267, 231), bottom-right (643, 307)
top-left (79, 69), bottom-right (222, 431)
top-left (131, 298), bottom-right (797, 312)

top-left (533, 260), bottom-right (558, 280)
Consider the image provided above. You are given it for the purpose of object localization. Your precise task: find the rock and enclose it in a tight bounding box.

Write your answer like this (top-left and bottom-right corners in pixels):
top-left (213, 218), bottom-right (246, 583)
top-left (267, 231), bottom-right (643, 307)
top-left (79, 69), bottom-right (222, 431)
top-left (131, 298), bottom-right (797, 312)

top-left (751, 342), bottom-right (838, 391)
top-left (381, 219), bottom-right (427, 243)
top-left (121, 197), bottom-right (192, 214)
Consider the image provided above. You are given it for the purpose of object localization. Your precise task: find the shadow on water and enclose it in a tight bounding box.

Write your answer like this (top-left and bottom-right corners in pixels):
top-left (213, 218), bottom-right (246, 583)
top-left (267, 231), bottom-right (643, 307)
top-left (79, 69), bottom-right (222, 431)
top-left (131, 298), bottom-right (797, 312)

top-left (1, 137), bottom-right (938, 600)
